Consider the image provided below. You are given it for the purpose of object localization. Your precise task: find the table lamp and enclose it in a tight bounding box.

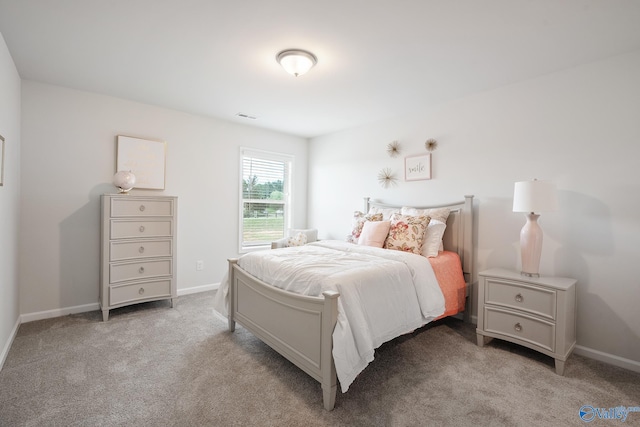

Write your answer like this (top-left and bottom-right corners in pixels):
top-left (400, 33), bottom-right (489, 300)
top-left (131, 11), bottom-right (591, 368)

top-left (513, 179), bottom-right (558, 277)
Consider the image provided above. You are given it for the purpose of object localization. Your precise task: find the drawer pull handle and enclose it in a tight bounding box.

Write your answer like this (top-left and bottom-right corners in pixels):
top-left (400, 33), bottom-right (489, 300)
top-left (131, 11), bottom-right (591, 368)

top-left (139, 246), bottom-right (145, 253)
top-left (139, 287), bottom-right (145, 295)
top-left (514, 323), bottom-right (522, 332)
top-left (139, 226), bottom-right (145, 233)
top-left (139, 205), bottom-right (145, 212)
top-left (138, 267), bottom-right (145, 274)
top-left (515, 293), bottom-right (523, 303)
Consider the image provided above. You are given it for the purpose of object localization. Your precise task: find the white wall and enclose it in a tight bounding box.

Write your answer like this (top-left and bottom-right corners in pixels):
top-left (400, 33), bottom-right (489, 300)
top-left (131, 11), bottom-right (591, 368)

top-left (309, 50), bottom-right (640, 367)
top-left (20, 81), bottom-right (308, 316)
top-left (0, 33), bottom-right (21, 368)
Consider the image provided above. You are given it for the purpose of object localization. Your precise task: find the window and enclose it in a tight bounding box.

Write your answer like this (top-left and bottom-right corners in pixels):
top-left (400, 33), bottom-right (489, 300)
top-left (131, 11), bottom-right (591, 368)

top-left (239, 148), bottom-right (293, 251)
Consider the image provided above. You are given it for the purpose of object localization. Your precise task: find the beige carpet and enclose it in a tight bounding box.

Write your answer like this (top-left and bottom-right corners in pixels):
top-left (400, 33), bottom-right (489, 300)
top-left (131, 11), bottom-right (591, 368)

top-left (1, 291), bottom-right (638, 426)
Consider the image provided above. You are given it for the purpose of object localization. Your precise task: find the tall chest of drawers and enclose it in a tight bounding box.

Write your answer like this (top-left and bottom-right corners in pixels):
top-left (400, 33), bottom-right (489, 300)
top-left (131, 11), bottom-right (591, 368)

top-left (476, 268), bottom-right (576, 375)
top-left (100, 194), bottom-right (177, 321)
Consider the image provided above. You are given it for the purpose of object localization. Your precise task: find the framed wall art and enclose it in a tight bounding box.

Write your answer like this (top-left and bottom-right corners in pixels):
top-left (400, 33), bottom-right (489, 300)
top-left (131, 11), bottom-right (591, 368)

top-left (404, 153), bottom-right (431, 181)
top-left (0, 134), bottom-right (4, 186)
top-left (116, 135), bottom-right (166, 190)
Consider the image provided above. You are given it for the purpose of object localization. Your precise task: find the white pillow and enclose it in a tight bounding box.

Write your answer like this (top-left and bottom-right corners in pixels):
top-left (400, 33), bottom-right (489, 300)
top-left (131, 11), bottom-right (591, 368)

top-left (401, 206), bottom-right (450, 224)
top-left (422, 220), bottom-right (447, 257)
top-left (367, 206), bottom-right (400, 220)
top-left (358, 220), bottom-right (391, 248)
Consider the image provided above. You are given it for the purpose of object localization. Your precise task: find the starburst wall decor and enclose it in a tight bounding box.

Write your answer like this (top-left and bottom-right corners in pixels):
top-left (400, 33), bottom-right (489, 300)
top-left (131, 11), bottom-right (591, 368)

top-left (387, 140), bottom-right (401, 157)
top-left (378, 168), bottom-right (397, 188)
top-left (425, 138), bottom-right (438, 152)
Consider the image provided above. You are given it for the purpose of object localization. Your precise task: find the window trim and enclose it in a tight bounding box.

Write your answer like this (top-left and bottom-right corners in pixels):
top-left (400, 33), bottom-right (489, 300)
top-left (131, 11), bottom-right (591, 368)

top-left (239, 147), bottom-right (293, 253)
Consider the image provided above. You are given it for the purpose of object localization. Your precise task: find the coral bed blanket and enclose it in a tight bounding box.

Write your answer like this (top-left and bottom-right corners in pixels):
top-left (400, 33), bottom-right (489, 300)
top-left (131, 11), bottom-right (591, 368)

top-left (430, 250), bottom-right (467, 318)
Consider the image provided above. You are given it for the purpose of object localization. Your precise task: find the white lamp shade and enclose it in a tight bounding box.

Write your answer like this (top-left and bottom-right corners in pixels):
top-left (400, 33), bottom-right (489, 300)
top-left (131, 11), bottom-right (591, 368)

top-left (276, 49), bottom-right (317, 77)
top-left (513, 180), bottom-right (558, 213)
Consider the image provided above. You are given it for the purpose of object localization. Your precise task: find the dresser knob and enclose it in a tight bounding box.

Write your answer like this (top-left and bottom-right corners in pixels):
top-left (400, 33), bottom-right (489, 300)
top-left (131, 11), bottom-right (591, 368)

top-left (139, 246), bottom-right (145, 254)
top-left (138, 287), bottom-right (145, 295)
top-left (139, 205), bottom-right (146, 212)
top-left (138, 266), bottom-right (145, 274)
top-left (514, 323), bottom-right (522, 332)
top-left (139, 225), bottom-right (145, 233)
top-left (515, 293), bottom-right (523, 303)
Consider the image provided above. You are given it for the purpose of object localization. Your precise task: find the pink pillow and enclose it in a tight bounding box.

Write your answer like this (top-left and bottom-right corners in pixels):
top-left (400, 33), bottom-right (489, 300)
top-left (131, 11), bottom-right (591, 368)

top-left (358, 220), bottom-right (391, 248)
top-left (346, 211), bottom-right (383, 243)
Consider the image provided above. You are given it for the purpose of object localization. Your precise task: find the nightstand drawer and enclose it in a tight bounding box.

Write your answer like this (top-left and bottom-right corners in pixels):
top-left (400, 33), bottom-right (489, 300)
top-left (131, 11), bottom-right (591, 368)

top-left (110, 219), bottom-right (173, 239)
top-left (485, 306), bottom-right (555, 352)
top-left (486, 278), bottom-right (556, 320)
top-left (110, 239), bottom-right (173, 262)
top-left (109, 279), bottom-right (172, 306)
top-left (109, 259), bottom-right (172, 283)
top-left (110, 198), bottom-right (174, 217)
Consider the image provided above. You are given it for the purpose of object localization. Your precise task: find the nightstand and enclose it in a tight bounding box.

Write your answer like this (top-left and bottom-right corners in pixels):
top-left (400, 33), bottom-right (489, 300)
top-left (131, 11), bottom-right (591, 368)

top-left (476, 268), bottom-right (577, 375)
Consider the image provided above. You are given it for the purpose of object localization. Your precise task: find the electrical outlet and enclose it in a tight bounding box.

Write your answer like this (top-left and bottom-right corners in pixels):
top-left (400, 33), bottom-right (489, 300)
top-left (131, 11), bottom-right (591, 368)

top-left (196, 260), bottom-right (204, 271)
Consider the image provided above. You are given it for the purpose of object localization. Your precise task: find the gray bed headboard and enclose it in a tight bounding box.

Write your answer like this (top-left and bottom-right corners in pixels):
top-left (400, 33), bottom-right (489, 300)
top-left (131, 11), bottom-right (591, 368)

top-left (364, 195), bottom-right (474, 285)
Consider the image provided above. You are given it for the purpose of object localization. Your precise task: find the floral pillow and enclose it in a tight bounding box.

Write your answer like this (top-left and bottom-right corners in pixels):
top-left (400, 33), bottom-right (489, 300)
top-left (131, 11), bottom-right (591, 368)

top-left (287, 232), bottom-right (308, 247)
top-left (346, 211), bottom-right (383, 243)
top-left (384, 213), bottom-right (431, 254)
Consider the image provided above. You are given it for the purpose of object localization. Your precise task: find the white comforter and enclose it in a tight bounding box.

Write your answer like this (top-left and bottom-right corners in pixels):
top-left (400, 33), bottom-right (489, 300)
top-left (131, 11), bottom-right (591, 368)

top-left (213, 240), bottom-right (445, 392)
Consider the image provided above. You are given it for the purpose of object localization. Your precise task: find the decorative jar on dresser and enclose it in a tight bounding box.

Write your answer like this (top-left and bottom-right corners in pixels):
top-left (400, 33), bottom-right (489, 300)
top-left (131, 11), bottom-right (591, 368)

top-left (476, 268), bottom-right (576, 375)
top-left (100, 194), bottom-right (177, 321)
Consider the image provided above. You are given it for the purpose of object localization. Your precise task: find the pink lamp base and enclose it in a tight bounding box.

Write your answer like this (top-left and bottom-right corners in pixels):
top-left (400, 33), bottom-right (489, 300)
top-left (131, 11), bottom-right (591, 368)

top-left (520, 213), bottom-right (543, 277)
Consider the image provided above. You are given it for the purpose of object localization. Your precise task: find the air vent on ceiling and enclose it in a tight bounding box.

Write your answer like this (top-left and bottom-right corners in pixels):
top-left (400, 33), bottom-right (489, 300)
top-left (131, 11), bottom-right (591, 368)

top-left (236, 113), bottom-right (257, 120)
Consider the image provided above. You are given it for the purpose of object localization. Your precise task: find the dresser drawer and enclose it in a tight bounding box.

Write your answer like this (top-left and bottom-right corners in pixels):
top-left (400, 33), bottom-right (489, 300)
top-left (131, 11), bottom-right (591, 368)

top-left (485, 306), bottom-right (555, 352)
top-left (110, 220), bottom-right (173, 239)
top-left (110, 239), bottom-right (173, 262)
top-left (109, 259), bottom-right (172, 283)
top-left (110, 198), bottom-right (174, 217)
top-left (485, 278), bottom-right (556, 320)
top-left (109, 279), bottom-right (172, 306)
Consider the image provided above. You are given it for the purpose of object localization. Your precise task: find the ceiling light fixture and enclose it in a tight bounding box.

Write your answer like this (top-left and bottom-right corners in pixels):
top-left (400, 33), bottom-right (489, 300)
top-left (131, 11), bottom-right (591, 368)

top-left (276, 49), bottom-right (317, 77)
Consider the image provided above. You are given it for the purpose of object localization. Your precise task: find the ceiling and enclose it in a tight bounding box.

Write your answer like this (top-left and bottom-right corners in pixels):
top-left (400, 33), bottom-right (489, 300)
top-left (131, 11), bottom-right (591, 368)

top-left (1, 1), bottom-right (640, 138)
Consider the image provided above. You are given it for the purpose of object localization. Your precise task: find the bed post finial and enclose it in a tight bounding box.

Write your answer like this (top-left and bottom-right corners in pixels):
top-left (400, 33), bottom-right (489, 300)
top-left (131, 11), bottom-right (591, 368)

top-left (364, 197), bottom-right (370, 213)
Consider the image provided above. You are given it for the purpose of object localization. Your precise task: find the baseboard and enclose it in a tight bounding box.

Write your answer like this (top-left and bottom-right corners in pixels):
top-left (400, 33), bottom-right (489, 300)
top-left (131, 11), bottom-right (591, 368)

top-left (465, 316), bottom-right (638, 373)
top-left (20, 302), bottom-right (100, 324)
top-left (11, 289), bottom-right (640, 377)
top-left (574, 345), bottom-right (640, 374)
top-left (177, 282), bottom-right (219, 296)
top-left (19, 284), bottom-right (220, 324)
top-left (0, 317), bottom-right (22, 371)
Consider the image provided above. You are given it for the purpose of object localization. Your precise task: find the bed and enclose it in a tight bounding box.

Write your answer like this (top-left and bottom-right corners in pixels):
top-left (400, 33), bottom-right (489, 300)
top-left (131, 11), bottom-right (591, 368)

top-left (215, 195), bottom-right (474, 410)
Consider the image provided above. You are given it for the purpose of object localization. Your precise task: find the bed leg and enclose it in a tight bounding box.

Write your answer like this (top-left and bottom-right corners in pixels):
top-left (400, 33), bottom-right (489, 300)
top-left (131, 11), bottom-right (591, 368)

top-left (228, 258), bottom-right (238, 333)
top-left (321, 290), bottom-right (339, 411)
top-left (323, 384), bottom-right (337, 411)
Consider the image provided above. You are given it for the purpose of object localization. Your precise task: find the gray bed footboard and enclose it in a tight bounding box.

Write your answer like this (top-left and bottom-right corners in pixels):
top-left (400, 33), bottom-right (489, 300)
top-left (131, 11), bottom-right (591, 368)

top-left (228, 259), bottom-right (339, 410)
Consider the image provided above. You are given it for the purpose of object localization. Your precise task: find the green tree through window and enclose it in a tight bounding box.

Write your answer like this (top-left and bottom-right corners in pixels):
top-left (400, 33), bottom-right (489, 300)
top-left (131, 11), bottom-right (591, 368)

top-left (240, 149), bottom-right (292, 250)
